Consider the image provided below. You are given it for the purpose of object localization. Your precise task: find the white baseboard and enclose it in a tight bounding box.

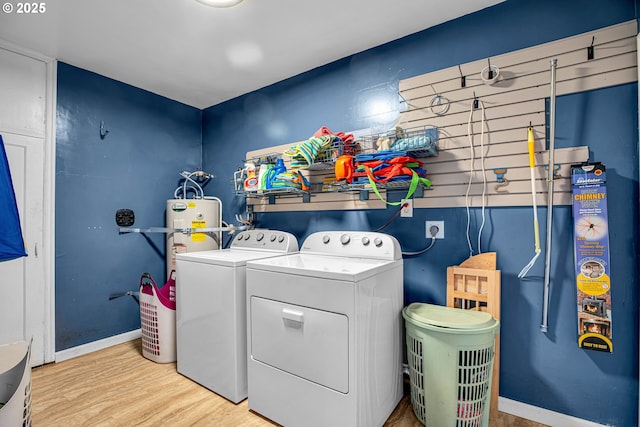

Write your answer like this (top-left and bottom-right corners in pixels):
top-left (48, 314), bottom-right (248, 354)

top-left (55, 329), bottom-right (141, 362)
top-left (499, 397), bottom-right (610, 427)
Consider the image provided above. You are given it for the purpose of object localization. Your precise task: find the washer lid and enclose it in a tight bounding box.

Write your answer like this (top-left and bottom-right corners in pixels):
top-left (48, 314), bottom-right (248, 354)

top-left (404, 303), bottom-right (495, 329)
top-left (176, 248), bottom-right (294, 267)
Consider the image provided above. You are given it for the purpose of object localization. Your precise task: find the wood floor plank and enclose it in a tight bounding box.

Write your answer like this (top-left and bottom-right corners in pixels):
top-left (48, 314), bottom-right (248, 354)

top-left (31, 339), bottom-right (548, 426)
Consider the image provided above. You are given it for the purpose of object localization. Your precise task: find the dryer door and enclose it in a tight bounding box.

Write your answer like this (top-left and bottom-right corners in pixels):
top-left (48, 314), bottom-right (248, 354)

top-left (250, 296), bottom-right (349, 393)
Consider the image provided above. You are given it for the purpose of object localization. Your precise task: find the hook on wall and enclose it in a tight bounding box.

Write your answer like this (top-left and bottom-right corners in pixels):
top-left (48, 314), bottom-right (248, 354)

top-left (480, 57), bottom-right (500, 85)
top-left (458, 64), bottom-right (466, 87)
top-left (100, 121), bottom-right (109, 139)
top-left (493, 168), bottom-right (509, 193)
top-left (473, 91), bottom-right (479, 109)
top-left (428, 84), bottom-right (450, 116)
top-left (587, 36), bottom-right (595, 60)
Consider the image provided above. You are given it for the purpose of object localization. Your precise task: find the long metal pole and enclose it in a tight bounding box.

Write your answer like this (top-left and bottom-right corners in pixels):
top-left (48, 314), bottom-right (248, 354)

top-left (541, 59), bottom-right (557, 333)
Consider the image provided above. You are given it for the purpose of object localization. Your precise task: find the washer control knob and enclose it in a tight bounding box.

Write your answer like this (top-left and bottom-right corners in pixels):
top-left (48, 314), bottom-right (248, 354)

top-left (256, 232), bottom-right (264, 241)
top-left (323, 235), bottom-right (331, 244)
top-left (278, 235), bottom-right (285, 243)
top-left (340, 234), bottom-right (351, 245)
top-left (270, 234), bottom-right (277, 242)
top-left (362, 236), bottom-right (370, 246)
top-left (374, 237), bottom-right (383, 247)
top-left (243, 233), bottom-right (250, 241)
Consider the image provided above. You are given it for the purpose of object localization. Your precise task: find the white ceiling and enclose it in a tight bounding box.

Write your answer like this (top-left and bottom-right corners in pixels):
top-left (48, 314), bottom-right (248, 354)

top-left (0, 0), bottom-right (504, 109)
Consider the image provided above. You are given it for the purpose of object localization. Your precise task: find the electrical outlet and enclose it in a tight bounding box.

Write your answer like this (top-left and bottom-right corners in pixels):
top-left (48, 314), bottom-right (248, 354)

top-left (400, 199), bottom-right (413, 217)
top-left (426, 221), bottom-right (444, 239)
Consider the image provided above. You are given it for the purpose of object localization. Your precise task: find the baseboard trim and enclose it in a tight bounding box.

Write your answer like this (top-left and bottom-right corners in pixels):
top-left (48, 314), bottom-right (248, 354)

top-left (499, 397), bottom-right (610, 427)
top-left (55, 329), bottom-right (141, 362)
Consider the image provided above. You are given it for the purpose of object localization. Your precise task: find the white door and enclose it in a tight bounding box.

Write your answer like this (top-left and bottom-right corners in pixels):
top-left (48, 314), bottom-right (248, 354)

top-left (0, 45), bottom-right (53, 366)
top-left (0, 133), bottom-right (45, 364)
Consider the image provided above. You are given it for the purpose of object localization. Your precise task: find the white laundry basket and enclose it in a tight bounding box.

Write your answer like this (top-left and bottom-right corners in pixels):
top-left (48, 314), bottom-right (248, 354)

top-left (140, 271), bottom-right (176, 363)
top-left (403, 303), bottom-right (499, 427)
top-left (0, 340), bottom-right (32, 427)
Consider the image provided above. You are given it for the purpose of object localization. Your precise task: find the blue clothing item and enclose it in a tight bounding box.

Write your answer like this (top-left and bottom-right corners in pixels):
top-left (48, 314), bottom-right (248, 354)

top-left (354, 150), bottom-right (407, 162)
top-left (0, 135), bottom-right (27, 261)
top-left (265, 158), bottom-right (287, 189)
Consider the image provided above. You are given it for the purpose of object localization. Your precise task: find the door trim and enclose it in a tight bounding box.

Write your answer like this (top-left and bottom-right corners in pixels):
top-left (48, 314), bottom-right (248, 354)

top-left (44, 55), bottom-right (56, 364)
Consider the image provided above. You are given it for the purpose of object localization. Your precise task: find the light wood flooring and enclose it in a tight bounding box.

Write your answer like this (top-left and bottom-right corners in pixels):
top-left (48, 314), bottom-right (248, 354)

top-left (31, 339), bottom-right (547, 426)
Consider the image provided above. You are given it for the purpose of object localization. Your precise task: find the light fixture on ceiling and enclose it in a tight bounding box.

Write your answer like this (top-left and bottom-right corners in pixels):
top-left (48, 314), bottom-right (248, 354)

top-left (195, 0), bottom-right (244, 7)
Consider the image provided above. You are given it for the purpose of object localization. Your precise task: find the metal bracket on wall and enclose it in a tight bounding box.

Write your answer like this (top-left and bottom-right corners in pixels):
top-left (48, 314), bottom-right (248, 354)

top-left (544, 163), bottom-right (562, 178)
top-left (359, 189), bottom-right (369, 201)
top-left (118, 225), bottom-right (248, 234)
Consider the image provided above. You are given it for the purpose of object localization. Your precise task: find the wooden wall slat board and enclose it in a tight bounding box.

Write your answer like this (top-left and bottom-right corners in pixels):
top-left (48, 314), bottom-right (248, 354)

top-left (416, 192), bottom-right (572, 209)
top-left (432, 164), bottom-right (572, 186)
top-left (248, 192), bottom-right (388, 212)
top-left (427, 147), bottom-right (589, 173)
top-left (401, 100), bottom-right (544, 129)
top-left (398, 20), bottom-right (636, 92)
top-left (400, 46), bottom-right (636, 107)
top-left (243, 20), bottom-right (636, 212)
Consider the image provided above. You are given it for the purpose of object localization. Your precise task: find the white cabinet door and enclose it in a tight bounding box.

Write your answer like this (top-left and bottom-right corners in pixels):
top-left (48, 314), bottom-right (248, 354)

top-left (0, 46), bottom-right (50, 366)
top-left (0, 48), bottom-right (46, 138)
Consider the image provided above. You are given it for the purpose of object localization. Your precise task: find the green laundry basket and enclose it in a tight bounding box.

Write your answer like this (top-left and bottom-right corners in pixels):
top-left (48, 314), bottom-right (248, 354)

top-left (403, 303), bottom-right (499, 427)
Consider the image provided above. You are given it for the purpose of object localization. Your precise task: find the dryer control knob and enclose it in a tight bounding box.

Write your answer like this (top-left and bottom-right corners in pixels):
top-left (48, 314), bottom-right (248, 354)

top-left (256, 232), bottom-right (264, 241)
top-left (340, 234), bottom-right (351, 245)
top-left (270, 234), bottom-right (277, 242)
top-left (323, 235), bottom-right (331, 244)
top-left (278, 235), bottom-right (285, 243)
top-left (374, 237), bottom-right (383, 247)
top-left (242, 233), bottom-right (249, 241)
top-left (362, 236), bottom-right (370, 246)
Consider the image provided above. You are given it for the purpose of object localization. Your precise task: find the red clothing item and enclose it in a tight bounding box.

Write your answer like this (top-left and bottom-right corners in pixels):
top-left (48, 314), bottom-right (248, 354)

top-left (312, 126), bottom-right (354, 144)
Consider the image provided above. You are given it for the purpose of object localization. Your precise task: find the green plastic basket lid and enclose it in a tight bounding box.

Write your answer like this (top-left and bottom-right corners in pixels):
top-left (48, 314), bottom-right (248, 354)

top-left (404, 302), bottom-right (496, 329)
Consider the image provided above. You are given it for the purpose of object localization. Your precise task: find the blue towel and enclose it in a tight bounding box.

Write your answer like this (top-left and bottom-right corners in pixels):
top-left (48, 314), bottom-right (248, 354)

top-left (390, 127), bottom-right (438, 157)
top-left (0, 135), bottom-right (27, 261)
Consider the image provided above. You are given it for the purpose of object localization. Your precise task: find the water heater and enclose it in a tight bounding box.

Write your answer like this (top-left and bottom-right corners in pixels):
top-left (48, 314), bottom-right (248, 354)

top-left (166, 198), bottom-right (220, 279)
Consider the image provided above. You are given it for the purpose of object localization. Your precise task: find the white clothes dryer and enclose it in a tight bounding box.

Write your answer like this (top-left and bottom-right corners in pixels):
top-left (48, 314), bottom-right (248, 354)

top-left (175, 229), bottom-right (298, 403)
top-left (246, 231), bottom-right (403, 427)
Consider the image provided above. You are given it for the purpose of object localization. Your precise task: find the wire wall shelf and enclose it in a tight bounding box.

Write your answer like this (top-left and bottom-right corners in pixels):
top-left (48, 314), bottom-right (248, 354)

top-left (234, 178), bottom-right (312, 204)
top-left (326, 180), bottom-right (432, 201)
top-left (289, 138), bottom-right (347, 171)
top-left (355, 125), bottom-right (439, 158)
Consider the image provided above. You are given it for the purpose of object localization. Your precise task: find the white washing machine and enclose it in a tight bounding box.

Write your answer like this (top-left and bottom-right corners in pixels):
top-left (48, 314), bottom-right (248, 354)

top-left (246, 231), bottom-right (404, 427)
top-left (175, 229), bottom-right (298, 403)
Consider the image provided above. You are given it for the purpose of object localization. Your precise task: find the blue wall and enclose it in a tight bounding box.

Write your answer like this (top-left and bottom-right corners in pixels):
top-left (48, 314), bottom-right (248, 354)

top-left (55, 62), bottom-right (202, 350)
top-left (202, 0), bottom-right (639, 425)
